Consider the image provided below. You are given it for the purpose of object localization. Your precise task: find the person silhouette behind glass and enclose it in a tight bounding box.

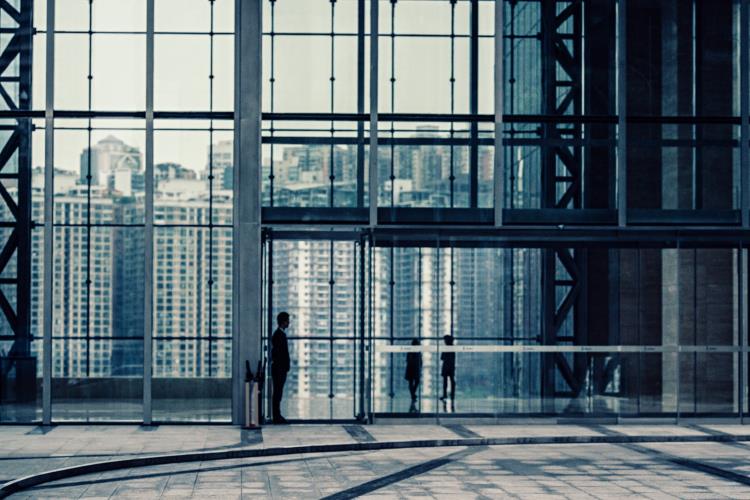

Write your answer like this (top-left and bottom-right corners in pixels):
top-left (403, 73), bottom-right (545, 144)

top-left (405, 338), bottom-right (422, 413)
top-left (440, 335), bottom-right (456, 411)
top-left (271, 311), bottom-right (290, 424)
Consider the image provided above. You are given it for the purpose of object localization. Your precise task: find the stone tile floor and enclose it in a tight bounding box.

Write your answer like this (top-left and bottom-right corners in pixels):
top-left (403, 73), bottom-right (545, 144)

top-left (3, 424), bottom-right (750, 499)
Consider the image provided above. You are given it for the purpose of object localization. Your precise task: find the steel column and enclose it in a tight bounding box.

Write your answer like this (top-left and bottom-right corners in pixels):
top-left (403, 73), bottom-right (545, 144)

top-left (42, 0), bottom-right (54, 426)
top-left (742, 0), bottom-right (749, 227)
top-left (368, 0), bottom-right (378, 225)
top-left (357, 232), bottom-right (366, 421)
top-left (494, 0), bottom-right (503, 226)
top-left (617, 0), bottom-right (627, 225)
top-left (143, 0), bottom-right (154, 425)
top-left (469, 0), bottom-right (479, 207)
top-left (539, 0), bottom-right (586, 402)
top-left (356, 0), bottom-right (365, 209)
top-left (0, 0), bottom-right (34, 409)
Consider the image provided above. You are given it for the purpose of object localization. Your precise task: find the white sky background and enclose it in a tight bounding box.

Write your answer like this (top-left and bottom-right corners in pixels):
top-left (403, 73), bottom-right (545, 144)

top-left (30, 0), bottom-right (495, 175)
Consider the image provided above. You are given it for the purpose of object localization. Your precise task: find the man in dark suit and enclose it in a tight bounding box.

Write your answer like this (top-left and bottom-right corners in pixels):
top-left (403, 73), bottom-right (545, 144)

top-left (271, 311), bottom-right (290, 424)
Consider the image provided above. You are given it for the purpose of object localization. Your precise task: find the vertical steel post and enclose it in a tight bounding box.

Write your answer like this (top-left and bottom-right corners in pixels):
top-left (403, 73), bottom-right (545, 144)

top-left (368, 0), bottom-right (379, 226)
top-left (494, 0), bottom-right (504, 226)
top-left (42, 0), bottom-right (55, 426)
top-left (742, 0), bottom-right (749, 227)
top-left (356, 0), bottom-right (365, 209)
top-left (739, 245), bottom-right (745, 422)
top-left (358, 233), bottom-right (366, 421)
top-left (469, 0), bottom-right (479, 208)
top-left (143, 0), bottom-right (154, 425)
top-left (617, 0), bottom-right (628, 226)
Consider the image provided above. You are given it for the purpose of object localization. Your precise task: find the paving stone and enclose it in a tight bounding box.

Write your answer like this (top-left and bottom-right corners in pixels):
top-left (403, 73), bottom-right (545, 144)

top-left (6, 424), bottom-right (750, 498)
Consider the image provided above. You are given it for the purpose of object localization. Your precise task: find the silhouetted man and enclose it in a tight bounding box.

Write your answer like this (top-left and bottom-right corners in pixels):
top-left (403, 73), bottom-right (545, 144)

top-left (405, 338), bottom-right (422, 413)
top-left (440, 335), bottom-right (456, 410)
top-left (271, 311), bottom-right (290, 424)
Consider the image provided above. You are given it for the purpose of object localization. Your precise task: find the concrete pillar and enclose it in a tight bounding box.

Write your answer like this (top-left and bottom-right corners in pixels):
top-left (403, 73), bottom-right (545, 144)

top-left (232, 0), bottom-right (263, 425)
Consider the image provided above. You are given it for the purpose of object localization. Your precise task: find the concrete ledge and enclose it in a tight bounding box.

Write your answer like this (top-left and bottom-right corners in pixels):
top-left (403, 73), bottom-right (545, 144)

top-left (4, 432), bottom-right (750, 498)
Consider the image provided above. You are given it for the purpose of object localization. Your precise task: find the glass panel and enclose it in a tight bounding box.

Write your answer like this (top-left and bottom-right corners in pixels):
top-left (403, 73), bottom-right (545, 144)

top-left (91, 35), bottom-right (146, 111)
top-left (274, 0), bottom-right (332, 33)
top-left (154, 227), bottom-right (212, 338)
top-left (34, 0), bottom-right (46, 31)
top-left (155, 0), bottom-right (211, 33)
top-left (51, 339), bottom-right (143, 421)
top-left (332, 339), bottom-right (356, 419)
top-left (92, 0), bottom-right (146, 32)
top-left (379, 36), bottom-right (461, 114)
top-left (154, 35), bottom-right (210, 111)
top-left (478, 145), bottom-right (494, 208)
top-left (627, 0), bottom-right (739, 117)
top-left (333, 241), bottom-right (356, 338)
top-left (376, 121), bottom-right (474, 208)
top-left (266, 238), bottom-right (362, 420)
top-left (628, 124), bottom-right (739, 210)
top-left (273, 36), bottom-right (332, 114)
top-left (54, 34), bottom-right (89, 110)
top-left (213, 0), bottom-right (235, 33)
top-left (152, 339), bottom-right (231, 422)
top-left (54, 0), bottom-right (89, 32)
top-left (55, 125), bottom-right (146, 224)
top-left (678, 352), bottom-right (738, 416)
top-left (51, 226), bottom-right (144, 421)
top-left (154, 127), bottom-right (210, 221)
top-left (267, 143), bottom-right (331, 207)
top-left (212, 35), bottom-right (234, 112)
top-left (32, 33), bottom-right (46, 110)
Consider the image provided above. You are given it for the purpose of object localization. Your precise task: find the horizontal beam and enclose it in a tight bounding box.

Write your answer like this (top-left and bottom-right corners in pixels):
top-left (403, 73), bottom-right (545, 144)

top-left (0, 109), bottom-right (742, 125)
top-left (377, 345), bottom-right (746, 353)
top-left (260, 207), bottom-right (745, 229)
top-left (369, 226), bottom-right (750, 248)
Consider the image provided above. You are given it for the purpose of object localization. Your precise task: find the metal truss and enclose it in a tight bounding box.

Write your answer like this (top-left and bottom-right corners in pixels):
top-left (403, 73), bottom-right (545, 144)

top-left (0, 0), bottom-right (32, 360)
top-left (540, 0), bottom-right (586, 401)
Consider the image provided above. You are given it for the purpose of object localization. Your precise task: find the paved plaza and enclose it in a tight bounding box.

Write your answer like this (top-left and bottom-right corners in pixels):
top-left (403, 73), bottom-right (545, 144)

top-left (2, 424), bottom-right (750, 498)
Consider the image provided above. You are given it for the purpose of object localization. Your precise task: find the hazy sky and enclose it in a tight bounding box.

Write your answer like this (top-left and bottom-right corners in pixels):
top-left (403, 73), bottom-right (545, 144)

top-left (31, 0), bottom-right (495, 175)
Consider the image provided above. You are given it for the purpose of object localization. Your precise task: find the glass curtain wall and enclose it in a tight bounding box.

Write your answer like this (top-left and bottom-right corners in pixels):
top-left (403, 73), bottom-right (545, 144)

top-left (30, 0), bottom-right (233, 422)
top-left (3, 0), bottom-right (750, 424)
